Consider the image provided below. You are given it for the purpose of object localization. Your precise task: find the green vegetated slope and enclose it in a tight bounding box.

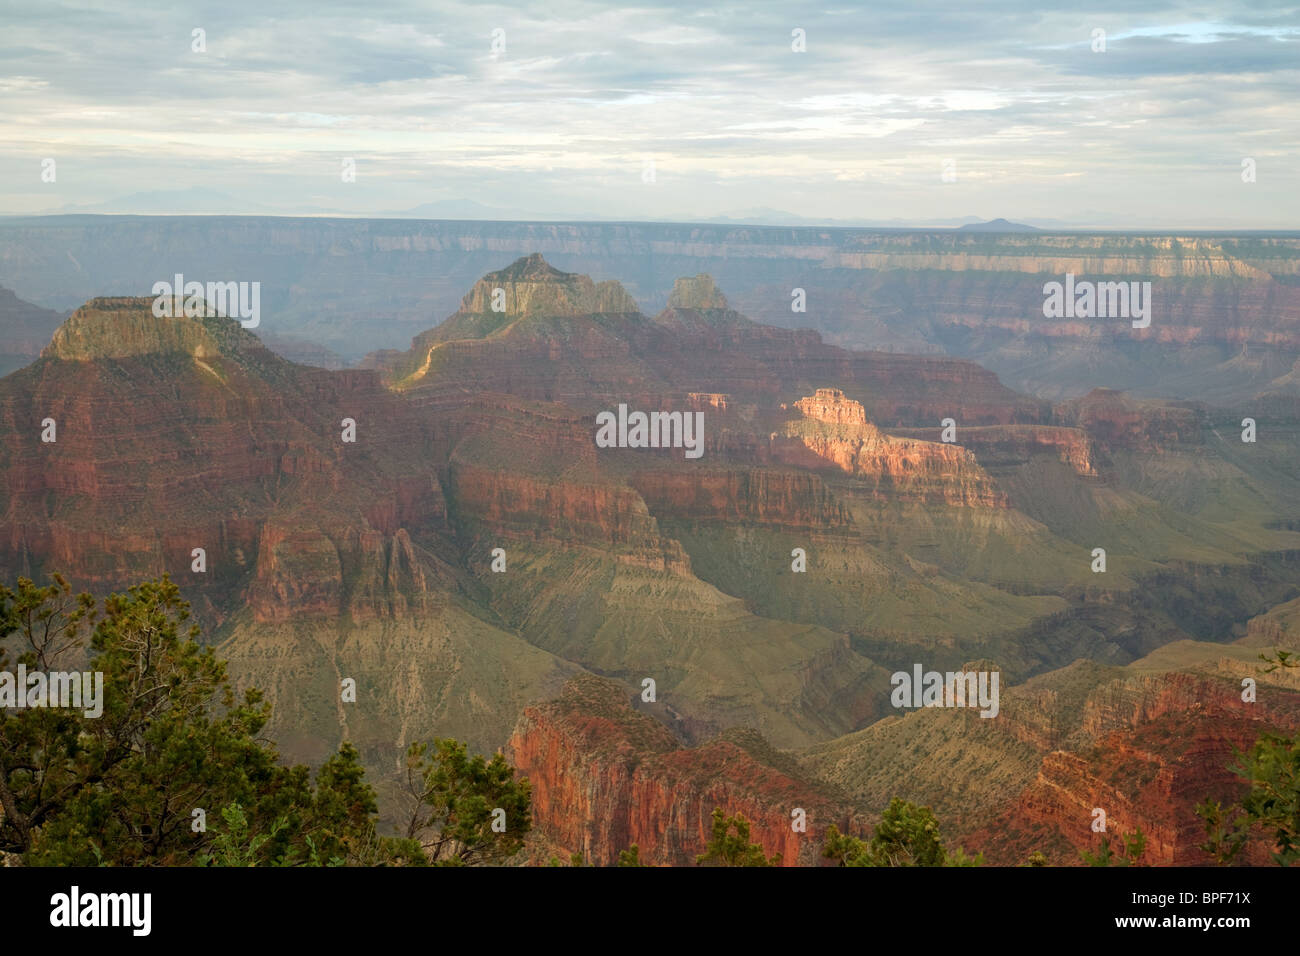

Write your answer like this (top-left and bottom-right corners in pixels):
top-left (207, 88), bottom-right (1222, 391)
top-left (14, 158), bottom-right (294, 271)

top-left (216, 601), bottom-right (580, 767)
top-left (475, 539), bottom-right (893, 748)
top-left (443, 424), bottom-right (892, 749)
top-left (655, 421), bottom-right (1300, 682)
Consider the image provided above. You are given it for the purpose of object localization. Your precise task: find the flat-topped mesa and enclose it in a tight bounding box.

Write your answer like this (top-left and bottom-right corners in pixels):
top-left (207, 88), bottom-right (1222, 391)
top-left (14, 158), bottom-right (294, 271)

top-left (44, 296), bottom-right (262, 362)
top-left (458, 253), bottom-right (639, 318)
top-left (795, 387), bottom-right (868, 426)
top-left (666, 274), bottom-right (729, 311)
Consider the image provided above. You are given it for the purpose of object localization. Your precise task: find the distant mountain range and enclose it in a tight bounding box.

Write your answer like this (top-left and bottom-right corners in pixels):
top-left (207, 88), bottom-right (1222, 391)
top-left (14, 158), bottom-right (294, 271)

top-left (2, 216), bottom-right (1298, 408)
top-left (22, 188), bottom-right (1079, 229)
top-left (957, 217), bottom-right (1039, 232)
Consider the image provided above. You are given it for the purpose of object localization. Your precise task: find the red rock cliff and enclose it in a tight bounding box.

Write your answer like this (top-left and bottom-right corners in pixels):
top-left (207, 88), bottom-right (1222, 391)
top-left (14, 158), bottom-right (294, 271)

top-left (507, 675), bottom-right (860, 865)
top-left (775, 388), bottom-right (1007, 507)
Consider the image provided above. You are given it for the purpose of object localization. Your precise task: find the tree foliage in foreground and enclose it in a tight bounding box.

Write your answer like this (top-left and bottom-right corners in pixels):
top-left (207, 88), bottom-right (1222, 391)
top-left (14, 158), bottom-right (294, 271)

top-left (1196, 729), bottom-right (1299, 866)
top-left (0, 574), bottom-right (528, 866)
top-left (617, 844), bottom-right (643, 867)
top-left (696, 808), bottom-right (781, 866)
top-left (1194, 647), bottom-right (1299, 867)
top-left (822, 798), bottom-right (982, 867)
top-left (400, 738), bottom-right (531, 866)
top-left (1080, 828), bottom-right (1146, 867)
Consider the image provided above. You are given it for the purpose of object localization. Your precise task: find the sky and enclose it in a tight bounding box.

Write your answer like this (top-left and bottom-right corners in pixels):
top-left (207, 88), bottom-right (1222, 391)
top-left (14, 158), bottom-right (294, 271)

top-left (0, 0), bottom-right (1297, 228)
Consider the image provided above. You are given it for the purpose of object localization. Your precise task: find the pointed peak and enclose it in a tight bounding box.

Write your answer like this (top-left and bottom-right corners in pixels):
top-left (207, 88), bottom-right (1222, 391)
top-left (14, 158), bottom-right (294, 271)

top-left (44, 296), bottom-right (263, 362)
top-left (667, 274), bottom-right (729, 311)
top-left (485, 253), bottom-right (573, 284)
top-left (456, 253), bottom-right (639, 320)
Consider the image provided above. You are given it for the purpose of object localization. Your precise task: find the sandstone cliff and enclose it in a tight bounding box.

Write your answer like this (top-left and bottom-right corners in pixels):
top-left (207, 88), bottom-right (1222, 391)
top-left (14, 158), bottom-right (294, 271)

top-left (44, 296), bottom-right (262, 361)
top-left (507, 674), bottom-right (860, 865)
top-left (803, 653), bottom-right (1300, 866)
top-left (775, 388), bottom-right (1007, 507)
top-left (887, 423), bottom-right (1098, 477)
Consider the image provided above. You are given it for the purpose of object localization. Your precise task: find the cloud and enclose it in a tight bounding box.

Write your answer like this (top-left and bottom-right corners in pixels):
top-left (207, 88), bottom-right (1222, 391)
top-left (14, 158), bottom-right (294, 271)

top-left (0, 0), bottom-right (1295, 227)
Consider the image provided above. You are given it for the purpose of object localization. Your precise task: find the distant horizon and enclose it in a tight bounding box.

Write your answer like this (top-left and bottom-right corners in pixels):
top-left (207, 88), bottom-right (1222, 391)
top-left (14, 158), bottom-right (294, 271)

top-left (3, 208), bottom-right (1298, 236)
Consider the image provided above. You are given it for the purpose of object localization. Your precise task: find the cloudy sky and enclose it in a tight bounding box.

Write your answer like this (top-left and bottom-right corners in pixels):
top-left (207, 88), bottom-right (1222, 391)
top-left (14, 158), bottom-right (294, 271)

top-left (0, 0), bottom-right (1296, 227)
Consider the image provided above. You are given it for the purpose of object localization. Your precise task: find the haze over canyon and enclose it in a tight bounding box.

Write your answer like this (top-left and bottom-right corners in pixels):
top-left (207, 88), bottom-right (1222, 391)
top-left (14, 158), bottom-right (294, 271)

top-left (2, 226), bottom-right (1297, 865)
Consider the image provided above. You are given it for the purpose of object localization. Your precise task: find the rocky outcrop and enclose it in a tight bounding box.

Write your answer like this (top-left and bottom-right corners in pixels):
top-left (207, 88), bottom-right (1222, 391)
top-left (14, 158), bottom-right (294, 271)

top-left (795, 387), bottom-right (868, 425)
top-left (687, 392), bottom-right (731, 412)
top-left (1056, 389), bottom-right (1205, 450)
top-left (667, 274), bottom-right (729, 311)
top-left (44, 296), bottom-right (263, 361)
top-left (1246, 596), bottom-right (1300, 649)
top-left (246, 523), bottom-right (442, 623)
top-left (450, 465), bottom-right (669, 549)
top-left (965, 670), bottom-right (1300, 865)
top-left (1073, 672), bottom-right (1288, 740)
top-left (453, 253), bottom-right (638, 322)
top-left (372, 258), bottom-right (1049, 429)
top-left (507, 675), bottom-right (859, 865)
top-left (440, 396), bottom-right (692, 552)
top-left (800, 653), bottom-right (1300, 866)
top-left (1005, 714), bottom-right (1283, 866)
top-left (888, 423), bottom-right (1098, 476)
top-left (775, 388), bottom-right (1007, 507)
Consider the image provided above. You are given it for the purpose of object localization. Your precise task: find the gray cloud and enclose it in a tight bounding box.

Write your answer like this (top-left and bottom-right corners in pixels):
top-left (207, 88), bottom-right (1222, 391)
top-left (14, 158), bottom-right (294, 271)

top-left (0, 0), bottom-right (1296, 227)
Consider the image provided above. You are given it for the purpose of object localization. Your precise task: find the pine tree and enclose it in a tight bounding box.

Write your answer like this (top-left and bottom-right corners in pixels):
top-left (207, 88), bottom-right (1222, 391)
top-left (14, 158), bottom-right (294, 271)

top-left (617, 844), bottom-right (643, 867)
top-left (401, 738), bottom-right (532, 865)
top-left (822, 798), bottom-right (982, 866)
top-left (2, 574), bottom-right (410, 866)
top-left (696, 808), bottom-right (781, 866)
